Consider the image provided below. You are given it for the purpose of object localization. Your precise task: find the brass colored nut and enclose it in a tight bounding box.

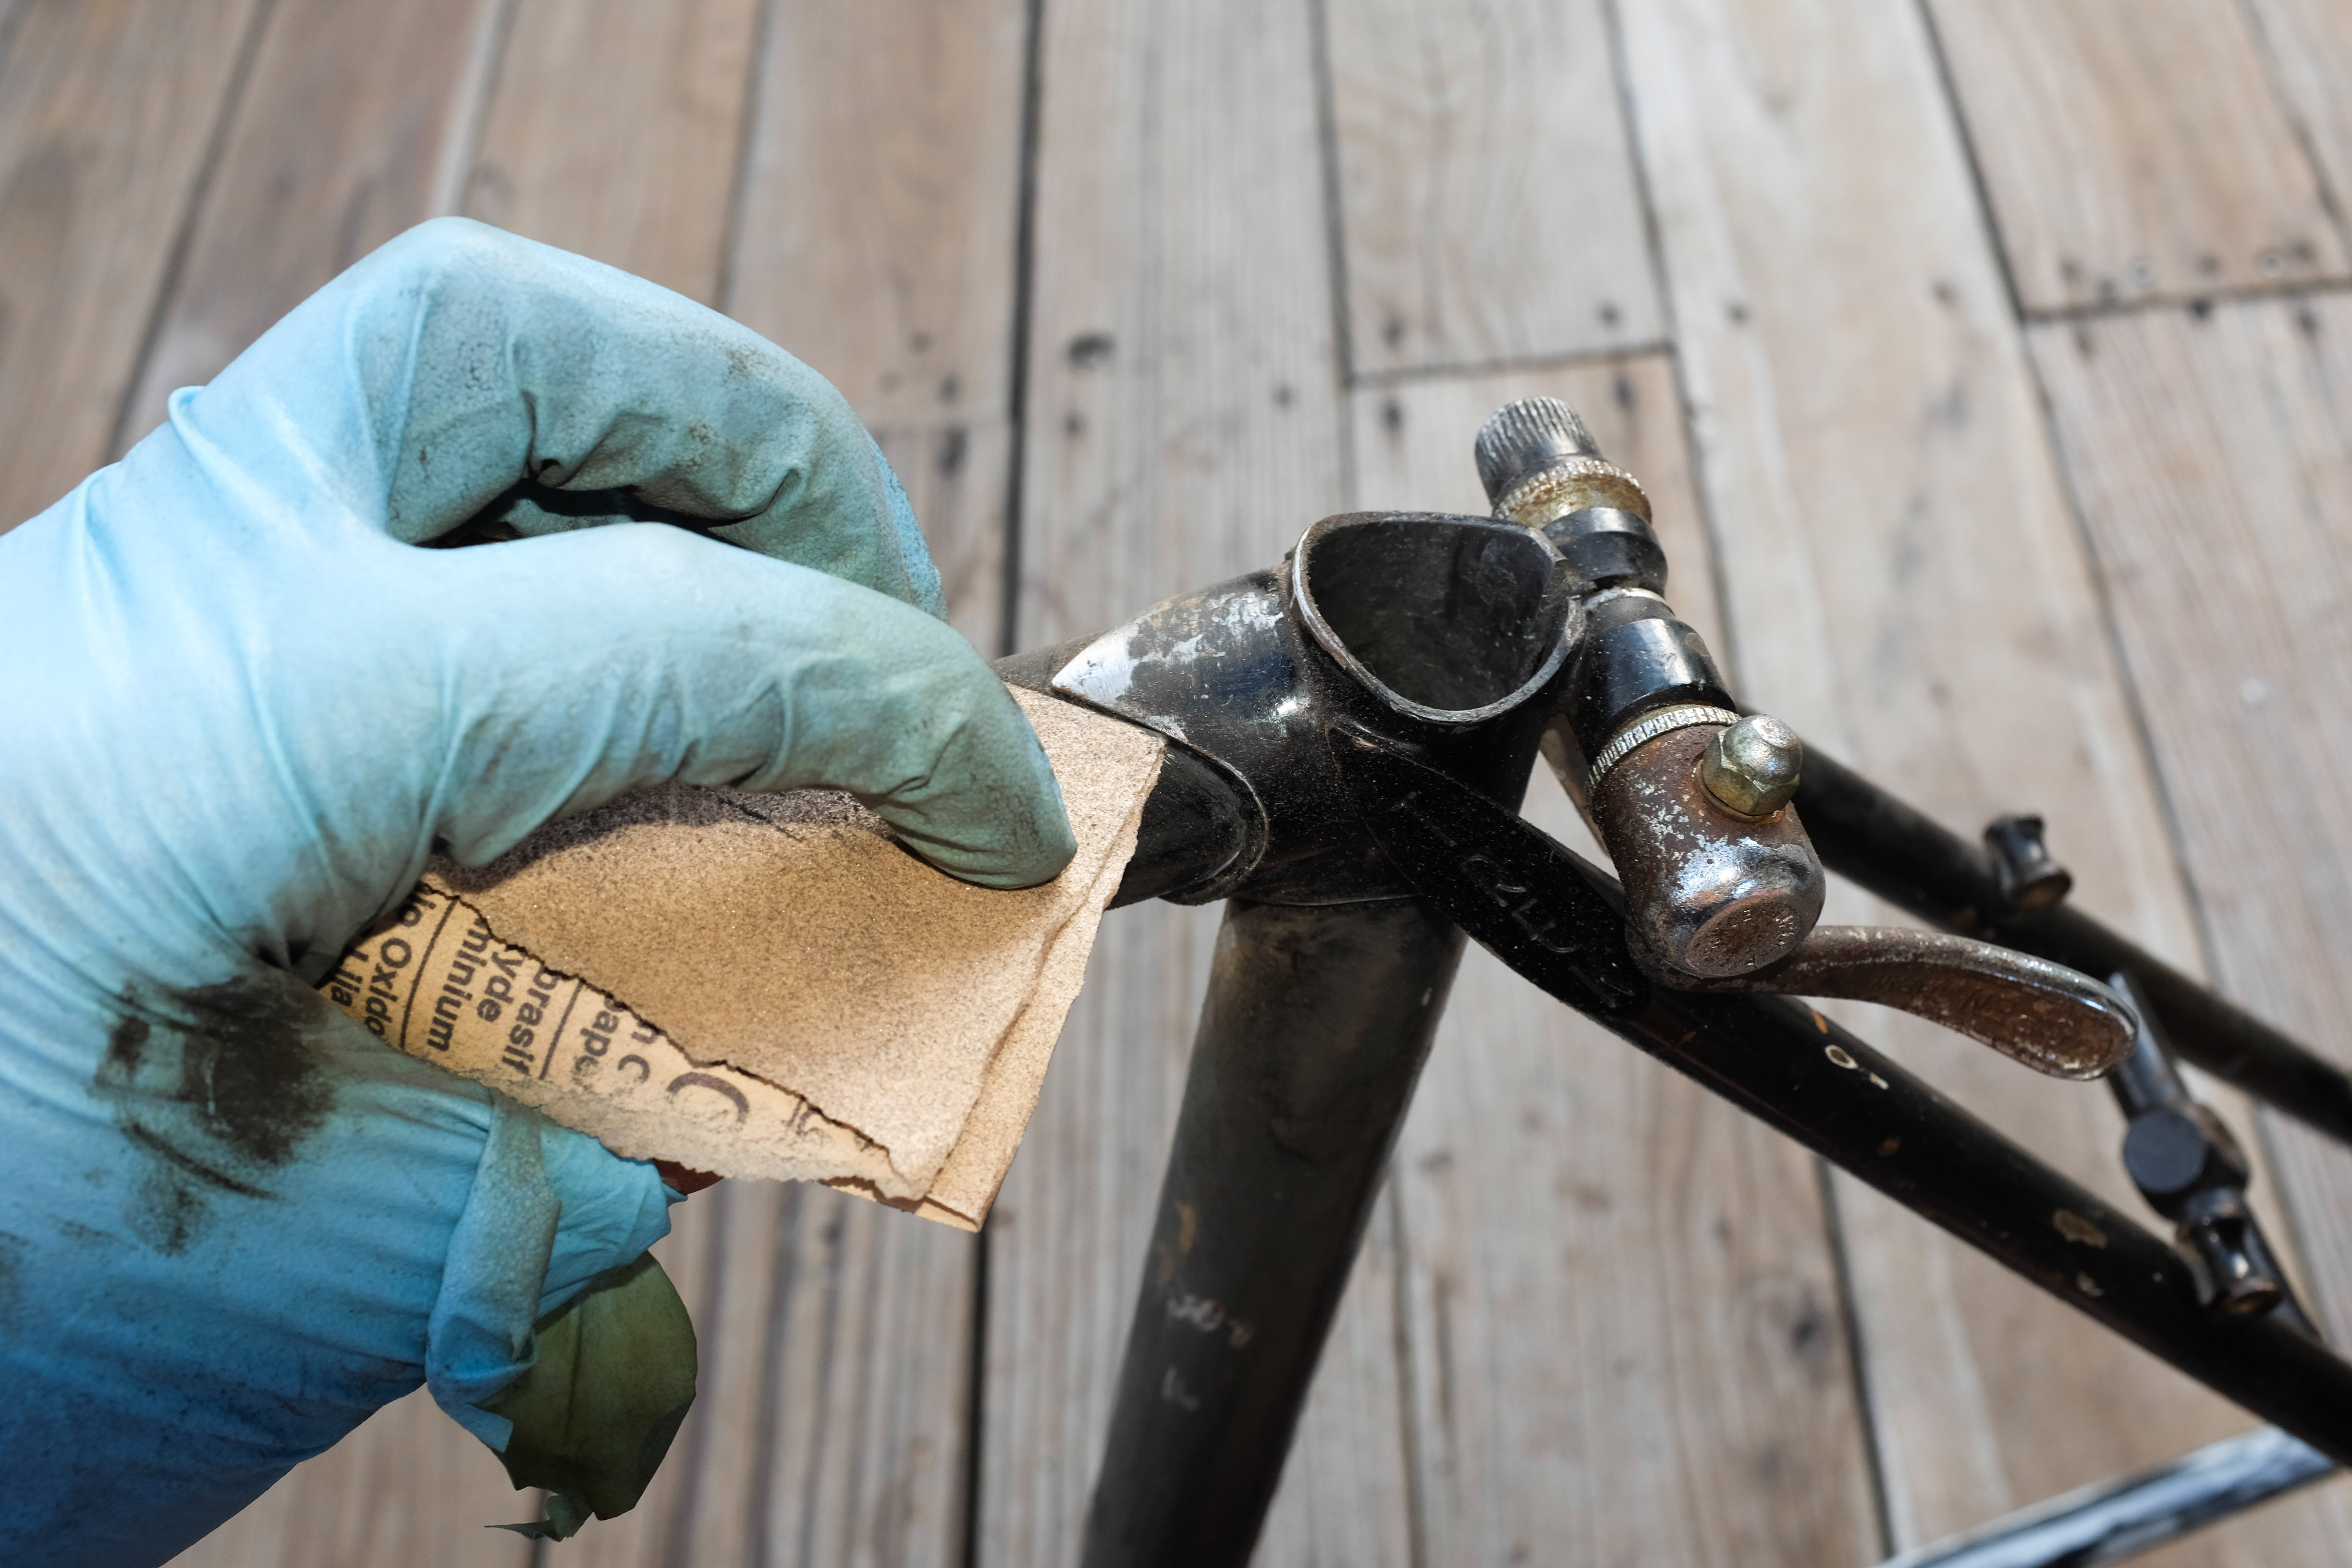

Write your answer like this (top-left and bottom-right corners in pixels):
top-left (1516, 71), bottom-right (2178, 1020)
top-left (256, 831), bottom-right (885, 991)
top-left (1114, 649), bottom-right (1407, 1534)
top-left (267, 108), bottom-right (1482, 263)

top-left (1494, 459), bottom-right (1651, 527)
top-left (1700, 714), bottom-right (1803, 818)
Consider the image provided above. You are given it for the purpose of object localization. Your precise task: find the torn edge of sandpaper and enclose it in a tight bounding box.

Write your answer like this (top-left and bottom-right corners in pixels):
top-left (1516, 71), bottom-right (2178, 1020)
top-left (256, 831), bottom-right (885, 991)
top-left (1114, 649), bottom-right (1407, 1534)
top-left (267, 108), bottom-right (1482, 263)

top-left (319, 698), bottom-right (1161, 1231)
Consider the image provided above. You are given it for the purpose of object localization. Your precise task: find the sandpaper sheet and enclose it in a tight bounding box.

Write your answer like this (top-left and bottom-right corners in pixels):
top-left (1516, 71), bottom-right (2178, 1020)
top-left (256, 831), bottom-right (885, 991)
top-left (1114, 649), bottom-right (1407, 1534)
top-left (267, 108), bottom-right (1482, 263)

top-left (322, 689), bottom-right (1164, 1229)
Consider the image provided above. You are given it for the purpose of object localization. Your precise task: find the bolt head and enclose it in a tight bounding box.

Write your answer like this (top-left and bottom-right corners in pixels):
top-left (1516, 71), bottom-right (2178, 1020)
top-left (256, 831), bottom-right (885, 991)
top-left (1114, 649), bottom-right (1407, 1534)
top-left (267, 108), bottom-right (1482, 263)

top-left (1700, 715), bottom-right (1802, 817)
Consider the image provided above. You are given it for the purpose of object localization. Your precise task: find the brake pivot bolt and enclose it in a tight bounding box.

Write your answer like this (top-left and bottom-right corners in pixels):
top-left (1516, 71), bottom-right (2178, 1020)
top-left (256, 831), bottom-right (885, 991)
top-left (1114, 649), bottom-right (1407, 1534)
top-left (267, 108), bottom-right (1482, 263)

top-left (1700, 714), bottom-right (1803, 817)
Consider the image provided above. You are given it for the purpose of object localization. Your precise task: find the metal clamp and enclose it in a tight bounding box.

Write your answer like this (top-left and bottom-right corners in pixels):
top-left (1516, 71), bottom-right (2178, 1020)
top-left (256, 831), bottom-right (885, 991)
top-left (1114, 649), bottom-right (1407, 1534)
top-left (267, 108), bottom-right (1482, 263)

top-left (1584, 703), bottom-right (1739, 796)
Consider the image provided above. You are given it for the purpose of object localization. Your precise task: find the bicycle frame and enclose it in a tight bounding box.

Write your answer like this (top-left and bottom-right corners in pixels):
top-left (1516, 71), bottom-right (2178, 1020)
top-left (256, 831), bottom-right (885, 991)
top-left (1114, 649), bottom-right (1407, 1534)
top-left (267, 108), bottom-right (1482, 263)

top-left (995, 475), bottom-right (2352, 1568)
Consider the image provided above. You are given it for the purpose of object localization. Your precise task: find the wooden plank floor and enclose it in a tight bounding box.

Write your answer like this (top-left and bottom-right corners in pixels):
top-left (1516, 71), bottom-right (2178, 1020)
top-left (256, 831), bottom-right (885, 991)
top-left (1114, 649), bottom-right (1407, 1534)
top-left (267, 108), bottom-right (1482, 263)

top-left (2, 1), bottom-right (2350, 1562)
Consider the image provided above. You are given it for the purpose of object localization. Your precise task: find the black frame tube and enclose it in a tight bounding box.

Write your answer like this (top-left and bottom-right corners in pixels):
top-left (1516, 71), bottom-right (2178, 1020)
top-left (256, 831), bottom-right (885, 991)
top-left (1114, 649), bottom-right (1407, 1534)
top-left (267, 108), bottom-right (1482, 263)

top-left (1077, 743), bottom-right (2352, 1568)
top-left (1079, 897), bottom-right (1465, 1568)
top-left (1335, 732), bottom-right (2352, 1465)
top-left (1796, 746), bottom-right (2352, 1148)
top-left (1603, 977), bottom-right (2352, 1462)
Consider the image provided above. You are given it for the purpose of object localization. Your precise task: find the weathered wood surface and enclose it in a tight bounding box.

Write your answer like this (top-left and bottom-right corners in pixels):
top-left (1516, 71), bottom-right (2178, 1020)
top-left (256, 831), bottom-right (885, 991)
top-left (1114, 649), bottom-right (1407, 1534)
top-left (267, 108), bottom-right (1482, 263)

top-left (981, 1), bottom-right (1412, 1561)
top-left (462, 0), bottom-right (761, 304)
top-left (1354, 356), bottom-right (1882, 1566)
top-left (1925, 0), bottom-right (2348, 314)
top-left (0, 0), bottom-right (265, 534)
top-left (1323, 0), bottom-right (1661, 376)
top-left (165, 1389), bottom-right (533, 1568)
top-left (115, 0), bottom-right (499, 448)
top-left (2029, 297), bottom-right (2352, 1360)
top-left (1617, 0), bottom-right (2351, 1558)
top-left (726, 0), bottom-right (1029, 644)
top-left (2242, 0), bottom-right (2352, 236)
top-left (565, 1183), bottom-right (977, 1568)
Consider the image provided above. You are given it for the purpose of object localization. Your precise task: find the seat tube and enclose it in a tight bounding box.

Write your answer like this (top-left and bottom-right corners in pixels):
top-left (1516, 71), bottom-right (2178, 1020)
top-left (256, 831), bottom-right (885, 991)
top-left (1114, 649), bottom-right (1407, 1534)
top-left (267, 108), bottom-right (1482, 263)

top-left (1079, 895), bottom-right (1465, 1568)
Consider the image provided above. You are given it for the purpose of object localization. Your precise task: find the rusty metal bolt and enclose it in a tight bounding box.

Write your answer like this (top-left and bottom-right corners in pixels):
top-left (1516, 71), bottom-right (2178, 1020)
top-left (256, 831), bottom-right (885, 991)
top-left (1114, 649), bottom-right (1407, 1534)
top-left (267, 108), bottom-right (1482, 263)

top-left (1699, 714), bottom-right (1803, 818)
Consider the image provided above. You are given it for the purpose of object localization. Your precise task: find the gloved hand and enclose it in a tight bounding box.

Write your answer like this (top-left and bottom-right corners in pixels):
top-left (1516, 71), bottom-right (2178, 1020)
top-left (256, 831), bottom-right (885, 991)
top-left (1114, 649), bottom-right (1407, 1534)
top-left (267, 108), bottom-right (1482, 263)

top-left (0, 217), bottom-right (1074, 1567)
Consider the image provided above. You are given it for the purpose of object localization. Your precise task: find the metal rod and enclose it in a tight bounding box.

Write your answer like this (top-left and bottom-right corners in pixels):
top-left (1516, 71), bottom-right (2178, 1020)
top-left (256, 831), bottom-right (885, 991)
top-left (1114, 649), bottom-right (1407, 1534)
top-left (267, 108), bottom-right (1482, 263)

top-left (1596, 950), bottom-right (2352, 1467)
top-left (1339, 740), bottom-right (2352, 1465)
top-left (1871, 1426), bottom-right (2336, 1568)
top-left (1080, 897), bottom-right (1466, 1568)
top-left (1794, 744), bottom-right (2352, 1149)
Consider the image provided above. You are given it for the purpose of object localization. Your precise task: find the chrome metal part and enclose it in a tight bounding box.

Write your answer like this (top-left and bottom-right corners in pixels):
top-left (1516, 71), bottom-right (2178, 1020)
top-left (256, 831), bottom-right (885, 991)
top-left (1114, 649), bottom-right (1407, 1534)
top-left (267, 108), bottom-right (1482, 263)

top-left (1475, 396), bottom-right (1652, 525)
top-left (1334, 728), bottom-right (2352, 1480)
top-left (1477, 397), bottom-right (1825, 978)
top-left (1585, 703), bottom-right (1739, 796)
top-left (1645, 924), bottom-right (2139, 1078)
top-left (1872, 1426), bottom-right (2334, 1568)
top-left (1580, 585), bottom-right (1668, 612)
top-left (1699, 712), bottom-right (1804, 818)
top-left (1589, 719), bottom-right (1825, 977)
top-left (1495, 461), bottom-right (1652, 529)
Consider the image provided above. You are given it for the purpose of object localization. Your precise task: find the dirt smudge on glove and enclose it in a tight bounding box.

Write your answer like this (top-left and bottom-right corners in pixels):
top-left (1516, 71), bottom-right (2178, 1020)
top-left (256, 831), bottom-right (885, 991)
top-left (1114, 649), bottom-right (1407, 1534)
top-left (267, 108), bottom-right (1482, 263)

top-left (95, 977), bottom-right (338, 1253)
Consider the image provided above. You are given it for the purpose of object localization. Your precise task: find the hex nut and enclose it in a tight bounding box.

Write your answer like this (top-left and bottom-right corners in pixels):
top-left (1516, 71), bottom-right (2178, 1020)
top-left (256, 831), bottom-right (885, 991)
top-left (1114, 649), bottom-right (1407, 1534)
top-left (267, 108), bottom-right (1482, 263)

top-left (1700, 715), bottom-right (1803, 818)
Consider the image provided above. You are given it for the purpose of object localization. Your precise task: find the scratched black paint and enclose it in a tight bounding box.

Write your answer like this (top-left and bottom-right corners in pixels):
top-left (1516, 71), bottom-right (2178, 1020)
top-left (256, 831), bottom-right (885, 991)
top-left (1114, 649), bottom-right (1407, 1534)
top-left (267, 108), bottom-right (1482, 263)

top-left (1339, 730), bottom-right (2352, 1468)
top-left (1082, 897), bottom-right (1464, 1565)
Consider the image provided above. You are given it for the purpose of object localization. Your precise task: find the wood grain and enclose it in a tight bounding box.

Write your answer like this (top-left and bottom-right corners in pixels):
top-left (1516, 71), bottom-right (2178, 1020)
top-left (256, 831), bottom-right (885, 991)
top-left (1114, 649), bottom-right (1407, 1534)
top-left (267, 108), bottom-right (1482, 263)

top-left (1925, 0), bottom-right (2347, 314)
top-left (114, 0), bottom-right (502, 450)
top-left (463, 0), bottom-right (761, 305)
top-left (2028, 297), bottom-right (2352, 1363)
top-left (983, 0), bottom-right (1415, 1560)
top-left (2242, 0), bottom-right (2352, 238)
top-left (1350, 355), bottom-right (1879, 1565)
top-left (1617, 0), bottom-right (2351, 1557)
top-left (726, 0), bottom-right (1024, 429)
top-left (0, 0), bottom-right (265, 534)
top-left (1323, 0), bottom-right (1661, 376)
top-left (569, 1183), bottom-right (978, 1568)
top-left (726, 0), bottom-right (1029, 645)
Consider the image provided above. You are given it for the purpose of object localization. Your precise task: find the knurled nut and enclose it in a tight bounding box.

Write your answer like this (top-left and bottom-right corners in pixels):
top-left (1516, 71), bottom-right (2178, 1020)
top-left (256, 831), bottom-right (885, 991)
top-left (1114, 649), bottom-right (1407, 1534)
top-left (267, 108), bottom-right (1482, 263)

top-left (1496, 459), bottom-right (1649, 527)
top-left (1586, 704), bottom-right (1740, 798)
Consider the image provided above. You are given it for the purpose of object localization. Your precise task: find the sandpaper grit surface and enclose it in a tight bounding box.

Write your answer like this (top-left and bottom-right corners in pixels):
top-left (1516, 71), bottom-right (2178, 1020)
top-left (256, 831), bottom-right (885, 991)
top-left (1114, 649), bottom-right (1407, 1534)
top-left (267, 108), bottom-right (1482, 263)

top-left (422, 688), bottom-right (1164, 1198)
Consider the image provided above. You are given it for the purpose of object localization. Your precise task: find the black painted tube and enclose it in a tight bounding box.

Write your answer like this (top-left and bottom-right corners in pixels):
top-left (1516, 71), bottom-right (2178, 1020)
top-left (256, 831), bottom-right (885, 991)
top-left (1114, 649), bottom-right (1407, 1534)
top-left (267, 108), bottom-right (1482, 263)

top-left (1605, 981), bottom-right (2352, 1465)
top-left (1335, 733), bottom-right (2352, 1469)
top-left (1079, 897), bottom-right (1465, 1568)
top-left (1795, 745), bottom-right (2352, 1149)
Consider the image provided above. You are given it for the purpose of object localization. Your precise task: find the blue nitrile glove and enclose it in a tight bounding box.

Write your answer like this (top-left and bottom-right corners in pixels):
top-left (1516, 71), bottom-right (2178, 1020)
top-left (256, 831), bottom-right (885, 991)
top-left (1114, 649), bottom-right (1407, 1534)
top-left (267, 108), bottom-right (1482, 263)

top-left (0, 217), bottom-right (1074, 1567)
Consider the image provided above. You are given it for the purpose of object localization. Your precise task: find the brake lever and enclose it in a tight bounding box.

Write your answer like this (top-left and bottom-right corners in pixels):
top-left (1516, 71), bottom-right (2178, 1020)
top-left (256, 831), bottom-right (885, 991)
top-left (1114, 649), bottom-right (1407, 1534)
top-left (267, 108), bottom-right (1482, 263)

top-left (1334, 728), bottom-right (2136, 1080)
top-left (1626, 924), bottom-right (2138, 1080)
